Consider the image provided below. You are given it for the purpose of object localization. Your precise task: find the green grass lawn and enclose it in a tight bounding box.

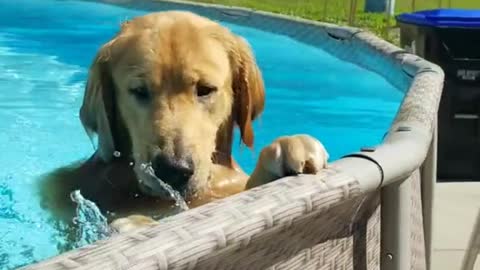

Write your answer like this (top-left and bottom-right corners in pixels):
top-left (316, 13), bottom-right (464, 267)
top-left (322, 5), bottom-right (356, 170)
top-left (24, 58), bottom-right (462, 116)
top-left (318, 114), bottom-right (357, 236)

top-left (194, 0), bottom-right (479, 18)
top-left (192, 0), bottom-right (479, 44)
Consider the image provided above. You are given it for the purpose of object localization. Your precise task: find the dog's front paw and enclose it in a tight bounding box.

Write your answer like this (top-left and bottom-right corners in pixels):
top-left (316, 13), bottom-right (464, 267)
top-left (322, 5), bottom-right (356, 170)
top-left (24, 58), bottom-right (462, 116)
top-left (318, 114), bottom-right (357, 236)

top-left (110, 215), bottom-right (158, 234)
top-left (247, 135), bottom-right (329, 188)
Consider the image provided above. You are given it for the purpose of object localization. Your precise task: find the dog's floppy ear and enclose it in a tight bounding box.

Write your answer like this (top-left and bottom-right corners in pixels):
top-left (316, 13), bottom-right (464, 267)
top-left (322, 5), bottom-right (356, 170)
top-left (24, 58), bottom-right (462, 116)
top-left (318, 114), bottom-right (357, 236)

top-left (79, 41), bottom-right (118, 162)
top-left (230, 36), bottom-right (265, 148)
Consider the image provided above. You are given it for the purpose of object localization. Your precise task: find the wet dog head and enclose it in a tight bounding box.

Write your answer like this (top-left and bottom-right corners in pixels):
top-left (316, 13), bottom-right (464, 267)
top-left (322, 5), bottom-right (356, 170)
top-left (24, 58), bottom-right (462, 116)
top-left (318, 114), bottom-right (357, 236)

top-left (79, 11), bottom-right (264, 200)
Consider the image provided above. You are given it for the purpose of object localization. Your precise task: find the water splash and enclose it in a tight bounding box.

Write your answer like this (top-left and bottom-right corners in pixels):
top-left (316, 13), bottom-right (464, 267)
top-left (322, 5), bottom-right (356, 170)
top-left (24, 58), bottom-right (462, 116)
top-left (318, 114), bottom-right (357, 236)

top-left (141, 163), bottom-right (189, 211)
top-left (70, 190), bottom-right (113, 247)
top-left (67, 164), bottom-right (189, 247)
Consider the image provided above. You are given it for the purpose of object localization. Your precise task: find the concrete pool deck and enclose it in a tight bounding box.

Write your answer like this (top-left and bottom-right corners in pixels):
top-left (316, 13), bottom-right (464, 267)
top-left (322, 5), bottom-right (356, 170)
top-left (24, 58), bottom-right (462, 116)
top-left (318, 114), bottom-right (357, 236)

top-left (432, 181), bottom-right (480, 270)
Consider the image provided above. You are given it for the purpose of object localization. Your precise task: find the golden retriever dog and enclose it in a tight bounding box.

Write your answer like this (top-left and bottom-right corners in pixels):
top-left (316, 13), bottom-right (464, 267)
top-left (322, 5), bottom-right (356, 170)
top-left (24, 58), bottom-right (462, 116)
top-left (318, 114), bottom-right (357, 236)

top-left (39, 11), bottom-right (329, 234)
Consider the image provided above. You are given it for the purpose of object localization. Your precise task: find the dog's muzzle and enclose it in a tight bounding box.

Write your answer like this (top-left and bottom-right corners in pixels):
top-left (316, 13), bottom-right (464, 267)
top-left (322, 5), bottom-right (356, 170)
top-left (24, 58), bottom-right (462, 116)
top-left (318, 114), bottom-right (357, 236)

top-left (150, 153), bottom-right (194, 191)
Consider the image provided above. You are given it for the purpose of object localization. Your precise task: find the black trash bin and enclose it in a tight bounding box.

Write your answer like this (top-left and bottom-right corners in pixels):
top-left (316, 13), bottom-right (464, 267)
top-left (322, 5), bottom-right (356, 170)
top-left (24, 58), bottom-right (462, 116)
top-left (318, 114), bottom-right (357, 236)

top-left (396, 9), bottom-right (480, 181)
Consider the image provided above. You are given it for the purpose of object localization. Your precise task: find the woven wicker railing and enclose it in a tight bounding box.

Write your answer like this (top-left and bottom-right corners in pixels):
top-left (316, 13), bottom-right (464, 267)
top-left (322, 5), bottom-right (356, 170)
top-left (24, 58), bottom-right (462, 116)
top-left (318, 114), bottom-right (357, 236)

top-left (21, 1), bottom-right (444, 270)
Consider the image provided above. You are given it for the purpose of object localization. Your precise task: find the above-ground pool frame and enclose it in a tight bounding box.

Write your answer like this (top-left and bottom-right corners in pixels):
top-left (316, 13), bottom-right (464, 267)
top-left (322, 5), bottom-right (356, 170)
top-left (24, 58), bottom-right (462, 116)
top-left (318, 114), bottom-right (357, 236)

top-left (22, 1), bottom-right (444, 270)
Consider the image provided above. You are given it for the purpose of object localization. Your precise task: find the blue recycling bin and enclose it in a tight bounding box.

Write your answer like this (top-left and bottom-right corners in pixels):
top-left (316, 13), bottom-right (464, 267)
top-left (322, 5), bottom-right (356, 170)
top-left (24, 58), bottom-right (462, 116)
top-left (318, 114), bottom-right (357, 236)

top-left (397, 9), bottom-right (480, 181)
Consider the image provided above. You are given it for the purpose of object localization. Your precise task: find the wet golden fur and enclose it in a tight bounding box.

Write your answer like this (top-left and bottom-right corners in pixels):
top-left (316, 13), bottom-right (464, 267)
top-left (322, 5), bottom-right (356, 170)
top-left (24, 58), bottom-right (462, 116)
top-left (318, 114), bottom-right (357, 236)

top-left (39, 11), bottom-right (329, 233)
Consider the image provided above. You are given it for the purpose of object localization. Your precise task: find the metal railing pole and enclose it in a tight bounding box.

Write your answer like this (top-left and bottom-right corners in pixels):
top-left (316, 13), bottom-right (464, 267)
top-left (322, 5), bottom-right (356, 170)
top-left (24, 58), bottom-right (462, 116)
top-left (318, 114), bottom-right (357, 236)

top-left (381, 178), bottom-right (412, 270)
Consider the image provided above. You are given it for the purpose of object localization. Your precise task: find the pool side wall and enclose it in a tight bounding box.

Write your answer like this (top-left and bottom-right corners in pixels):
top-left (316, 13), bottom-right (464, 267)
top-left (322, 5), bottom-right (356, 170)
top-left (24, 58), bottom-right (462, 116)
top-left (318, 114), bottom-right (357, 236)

top-left (21, 1), bottom-right (444, 270)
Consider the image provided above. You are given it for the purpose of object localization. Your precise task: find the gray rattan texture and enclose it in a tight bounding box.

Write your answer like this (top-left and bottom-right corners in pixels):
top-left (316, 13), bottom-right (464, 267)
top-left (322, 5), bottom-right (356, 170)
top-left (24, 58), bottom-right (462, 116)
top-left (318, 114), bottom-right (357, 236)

top-left (410, 170), bottom-right (427, 270)
top-left (21, 1), bottom-right (445, 270)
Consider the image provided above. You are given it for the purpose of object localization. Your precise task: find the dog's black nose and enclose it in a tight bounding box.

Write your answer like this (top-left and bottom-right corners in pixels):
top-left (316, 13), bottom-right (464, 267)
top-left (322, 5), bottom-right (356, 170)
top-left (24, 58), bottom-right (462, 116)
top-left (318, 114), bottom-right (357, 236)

top-left (151, 154), bottom-right (194, 189)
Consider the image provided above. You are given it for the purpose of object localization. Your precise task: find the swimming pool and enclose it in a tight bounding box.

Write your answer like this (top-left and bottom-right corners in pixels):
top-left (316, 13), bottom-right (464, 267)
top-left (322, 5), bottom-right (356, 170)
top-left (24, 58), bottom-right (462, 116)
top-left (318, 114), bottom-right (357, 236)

top-left (0, 0), bottom-right (403, 268)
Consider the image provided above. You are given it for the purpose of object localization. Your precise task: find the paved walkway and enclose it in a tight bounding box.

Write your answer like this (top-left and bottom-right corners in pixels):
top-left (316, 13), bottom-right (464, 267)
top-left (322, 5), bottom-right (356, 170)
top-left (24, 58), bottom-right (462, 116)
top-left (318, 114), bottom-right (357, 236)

top-left (432, 182), bottom-right (480, 270)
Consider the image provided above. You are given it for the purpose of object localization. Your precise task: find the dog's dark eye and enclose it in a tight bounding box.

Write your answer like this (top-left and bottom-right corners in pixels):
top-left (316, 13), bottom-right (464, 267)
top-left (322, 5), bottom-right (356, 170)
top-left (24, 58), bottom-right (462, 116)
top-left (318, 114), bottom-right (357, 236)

top-left (129, 86), bottom-right (150, 102)
top-left (196, 83), bottom-right (217, 98)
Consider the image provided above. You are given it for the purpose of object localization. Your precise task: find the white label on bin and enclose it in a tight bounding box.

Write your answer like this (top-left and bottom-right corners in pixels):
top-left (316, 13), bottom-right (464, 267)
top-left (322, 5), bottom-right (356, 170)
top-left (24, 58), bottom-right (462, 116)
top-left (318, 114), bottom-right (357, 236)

top-left (454, 114), bottom-right (479, 120)
top-left (457, 69), bottom-right (480, 81)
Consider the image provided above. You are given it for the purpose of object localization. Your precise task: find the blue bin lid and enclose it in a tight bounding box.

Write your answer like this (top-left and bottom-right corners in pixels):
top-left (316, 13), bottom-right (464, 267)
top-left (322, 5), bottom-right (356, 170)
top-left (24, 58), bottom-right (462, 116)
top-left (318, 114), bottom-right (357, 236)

top-left (396, 9), bottom-right (480, 28)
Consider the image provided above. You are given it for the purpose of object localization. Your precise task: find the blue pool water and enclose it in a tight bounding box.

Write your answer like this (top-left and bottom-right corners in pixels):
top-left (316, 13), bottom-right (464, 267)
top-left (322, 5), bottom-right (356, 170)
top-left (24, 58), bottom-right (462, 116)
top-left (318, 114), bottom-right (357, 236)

top-left (0, 0), bottom-right (403, 268)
